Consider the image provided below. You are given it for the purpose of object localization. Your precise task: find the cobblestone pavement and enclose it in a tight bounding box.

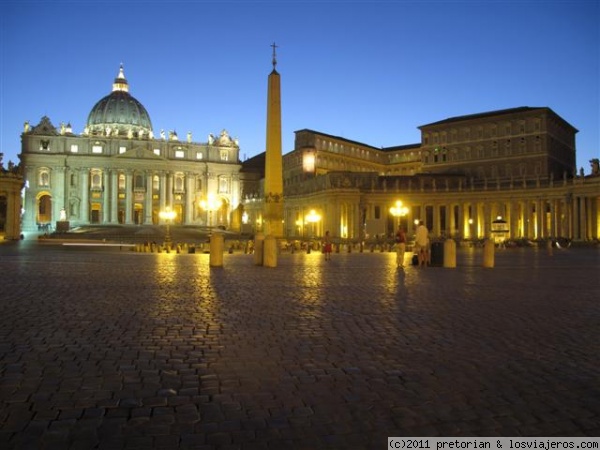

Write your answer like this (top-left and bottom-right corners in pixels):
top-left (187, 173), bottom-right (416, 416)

top-left (1, 241), bottom-right (599, 449)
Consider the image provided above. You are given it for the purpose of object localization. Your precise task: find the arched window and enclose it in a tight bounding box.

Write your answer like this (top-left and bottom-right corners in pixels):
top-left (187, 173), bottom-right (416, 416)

top-left (174, 174), bottom-right (184, 192)
top-left (39, 169), bottom-right (50, 187)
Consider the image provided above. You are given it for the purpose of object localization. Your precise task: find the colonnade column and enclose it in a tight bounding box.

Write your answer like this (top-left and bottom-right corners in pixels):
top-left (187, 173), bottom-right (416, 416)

top-left (110, 171), bottom-right (118, 224)
top-left (579, 196), bottom-right (587, 240)
top-left (125, 171), bottom-right (133, 224)
top-left (53, 167), bottom-right (66, 222)
top-left (159, 172), bottom-right (167, 215)
top-left (145, 171), bottom-right (153, 224)
top-left (103, 169), bottom-right (111, 223)
top-left (185, 173), bottom-right (194, 224)
top-left (433, 204), bottom-right (441, 237)
top-left (536, 199), bottom-right (544, 239)
top-left (166, 172), bottom-right (173, 209)
top-left (81, 168), bottom-right (89, 224)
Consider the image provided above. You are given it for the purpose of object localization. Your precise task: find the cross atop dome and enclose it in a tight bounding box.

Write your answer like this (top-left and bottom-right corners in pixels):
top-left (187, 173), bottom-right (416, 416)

top-left (112, 63), bottom-right (129, 93)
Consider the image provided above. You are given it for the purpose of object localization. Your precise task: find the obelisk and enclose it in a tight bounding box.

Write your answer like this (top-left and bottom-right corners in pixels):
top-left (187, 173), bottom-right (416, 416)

top-left (263, 42), bottom-right (284, 238)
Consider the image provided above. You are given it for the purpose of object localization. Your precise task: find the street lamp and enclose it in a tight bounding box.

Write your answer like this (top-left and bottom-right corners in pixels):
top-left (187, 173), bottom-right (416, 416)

top-left (159, 207), bottom-right (176, 246)
top-left (390, 200), bottom-right (409, 229)
top-left (305, 209), bottom-right (321, 238)
top-left (200, 193), bottom-right (220, 228)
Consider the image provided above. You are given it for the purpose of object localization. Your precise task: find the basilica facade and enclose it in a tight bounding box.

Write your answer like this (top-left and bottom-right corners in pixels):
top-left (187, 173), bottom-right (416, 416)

top-left (19, 66), bottom-right (242, 232)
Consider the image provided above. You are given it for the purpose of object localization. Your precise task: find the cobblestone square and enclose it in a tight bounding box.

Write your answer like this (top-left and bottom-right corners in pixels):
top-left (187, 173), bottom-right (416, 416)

top-left (1, 242), bottom-right (599, 449)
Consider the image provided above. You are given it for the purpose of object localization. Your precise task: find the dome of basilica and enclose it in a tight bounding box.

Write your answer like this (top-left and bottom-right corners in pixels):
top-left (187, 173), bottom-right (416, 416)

top-left (85, 65), bottom-right (153, 138)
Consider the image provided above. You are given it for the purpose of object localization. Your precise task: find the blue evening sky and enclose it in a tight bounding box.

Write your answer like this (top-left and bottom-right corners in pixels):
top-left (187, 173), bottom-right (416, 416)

top-left (1, 0), bottom-right (598, 171)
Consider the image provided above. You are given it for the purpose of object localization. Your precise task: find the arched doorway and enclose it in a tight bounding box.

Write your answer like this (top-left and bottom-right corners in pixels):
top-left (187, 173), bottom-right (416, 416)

top-left (36, 193), bottom-right (52, 229)
top-left (91, 203), bottom-right (102, 223)
top-left (134, 203), bottom-right (144, 225)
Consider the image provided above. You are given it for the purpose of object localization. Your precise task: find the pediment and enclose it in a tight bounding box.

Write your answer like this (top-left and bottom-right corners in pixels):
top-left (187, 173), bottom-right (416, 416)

top-left (115, 147), bottom-right (167, 161)
top-left (30, 116), bottom-right (59, 136)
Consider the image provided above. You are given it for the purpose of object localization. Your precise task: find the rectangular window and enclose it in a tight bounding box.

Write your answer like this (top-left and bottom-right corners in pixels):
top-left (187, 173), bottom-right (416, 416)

top-left (220, 150), bottom-right (229, 161)
top-left (196, 152), bottom-right (203, 159)
top-left (175, 150), bottom-right (184, 158)
top-left (119, 146), bottom-right (127, 154)
top-left (70, 144), bottom-right (78, 153)
top-left (92, 145), bottom-right (102, 154)
top-left (153, 149), bottom-right (160, 156)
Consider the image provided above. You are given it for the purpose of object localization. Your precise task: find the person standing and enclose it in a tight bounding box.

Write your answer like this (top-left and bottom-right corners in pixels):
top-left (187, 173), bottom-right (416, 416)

top-left (395, 225), bottom-right (407, 267)
top-left (323, 230), bottom-right (332, 261)
top-left (415, 220), bottom-right (430, 267)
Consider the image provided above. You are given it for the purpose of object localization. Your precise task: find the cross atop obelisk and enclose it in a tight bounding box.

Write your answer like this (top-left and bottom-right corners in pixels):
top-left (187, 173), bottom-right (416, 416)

top-left (271, 42), bottom-right (278, 70)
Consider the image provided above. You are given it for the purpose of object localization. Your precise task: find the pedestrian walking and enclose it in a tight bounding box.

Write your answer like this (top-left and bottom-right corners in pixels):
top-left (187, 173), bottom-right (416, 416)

top-left (323, 230), bottom-right (332, 261)
top-left (415, 220), bottom-right (430, 267)
top-left (395, 225), bottom-right (407, 267)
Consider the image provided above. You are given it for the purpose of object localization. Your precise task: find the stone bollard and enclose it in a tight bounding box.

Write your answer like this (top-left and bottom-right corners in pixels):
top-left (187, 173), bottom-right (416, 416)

top-left (443, 238), bottom-right (457, 268)
top-left (209, 232), bottom-right (224, 267)
top-left (483, 239), bottom-right (495, 268)
top-left (263, 234), bottom-right (278, 268)
top-left (253, 232), bottom-right (265, 266)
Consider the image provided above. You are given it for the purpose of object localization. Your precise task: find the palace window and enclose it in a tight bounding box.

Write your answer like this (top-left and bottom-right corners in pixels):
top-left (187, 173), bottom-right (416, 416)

top-left (118, 173), bottom-right (126, 190)
top-left (134, 174), bottom-right (144, 190)
top-left (174, 174), bottom-right (184, 193)
top-left (196, 151), bottom-right (203, 159)
top-left (119, 146), bottom-right (127, 154)
top-left (220, 150), bottom-right (229, 161)
top-left (70, 144), bottom-right (78, 153)
top-left (153, 149), bottom-right (160, 156)
top-left (39, 169), bottom-right (50, 187)
top-left (92, 145), bottom-right (103, 154)
top-left (175, 149), bottom-right (185, 158)
top-left (219, 177), bottom-right (229, 194)
top-left (153, 175), bottom-right (160, 191)
top-left (90, 170), bottom-right (102, 189)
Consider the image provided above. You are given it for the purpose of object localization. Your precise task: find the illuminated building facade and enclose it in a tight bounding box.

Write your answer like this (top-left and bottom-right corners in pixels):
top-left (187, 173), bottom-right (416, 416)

top-left (0, 155), bottom-right (23, 240)
top-left (19, 66), bottom-right (242, 232)
top-left (242, 107), bottom-right (599, 242)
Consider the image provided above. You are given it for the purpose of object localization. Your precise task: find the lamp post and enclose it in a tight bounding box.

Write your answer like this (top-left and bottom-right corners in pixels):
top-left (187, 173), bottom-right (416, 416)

top-left (305, 209), bottom-right (321, 238)
top-left (159, 207), bottom-right (176, 246)
top-left (200, 194), bottom-right (220, 228)
top-left (390, 200), bottom-right (409, 230)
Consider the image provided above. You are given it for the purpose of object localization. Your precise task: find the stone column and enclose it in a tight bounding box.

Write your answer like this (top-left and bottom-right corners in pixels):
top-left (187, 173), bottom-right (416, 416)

top-left (166, 172), bottom-right (173, 208)
top-left (81, 168), bottom-right (89, 224)
top-left (125, 171), bottom-right (133, 224)
top-left (103, 169), bottom-right (111, 224)
top-left (579, 196), bottom-right (587, 240)
top-left (159, 172), bottom-right (167, 213)
top-left (111, 171), bottom-right (119, 224)
top-left (185, 173), bottom-right (194, 224)
top-left (54, 166), bottom-right (66, 223)
top-left (145, 171), bottom-right (153, 224)
top-left (433, 203), bottom-right (441, 237)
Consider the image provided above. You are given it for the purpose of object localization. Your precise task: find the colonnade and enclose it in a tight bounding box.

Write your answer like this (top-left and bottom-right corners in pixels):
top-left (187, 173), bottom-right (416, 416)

top-left (280, 186), bottom-right (599, 242)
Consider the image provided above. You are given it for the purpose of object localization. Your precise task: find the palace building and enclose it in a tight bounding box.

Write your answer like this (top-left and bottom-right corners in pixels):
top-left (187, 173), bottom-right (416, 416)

top-left (242, 107), bottom-right (599, 243)
top-left (19, 65), bottom-right (242, 232)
